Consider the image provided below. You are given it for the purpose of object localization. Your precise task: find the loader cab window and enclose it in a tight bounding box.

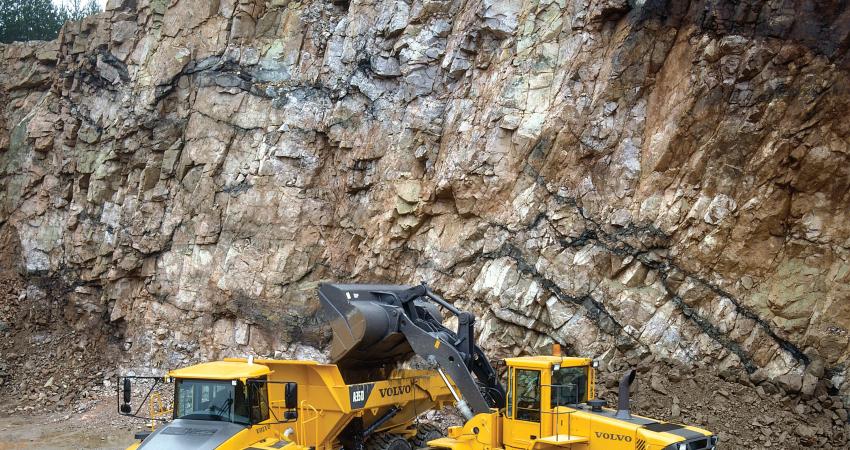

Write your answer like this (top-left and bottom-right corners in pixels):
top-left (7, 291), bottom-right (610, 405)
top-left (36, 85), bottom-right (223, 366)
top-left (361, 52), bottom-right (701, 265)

top-left (515, 369), bottom-right (541, 422)
top-left (551, 366), bottom-right (588, 407)
top-left (175, 379), bottom-right (250, 425)
top-left (506, 369), bottom-right (514, 418)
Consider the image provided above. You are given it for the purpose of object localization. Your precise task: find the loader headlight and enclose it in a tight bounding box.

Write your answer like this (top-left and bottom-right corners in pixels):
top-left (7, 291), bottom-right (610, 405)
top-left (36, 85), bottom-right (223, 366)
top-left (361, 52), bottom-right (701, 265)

top-left (662, 444), bottom-right (688, 450)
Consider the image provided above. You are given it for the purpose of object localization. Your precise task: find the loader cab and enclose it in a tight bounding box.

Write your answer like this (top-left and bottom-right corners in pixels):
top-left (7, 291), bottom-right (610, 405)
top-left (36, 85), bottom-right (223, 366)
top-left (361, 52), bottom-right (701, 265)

top-left (502, 356), bottom-right (595, 449)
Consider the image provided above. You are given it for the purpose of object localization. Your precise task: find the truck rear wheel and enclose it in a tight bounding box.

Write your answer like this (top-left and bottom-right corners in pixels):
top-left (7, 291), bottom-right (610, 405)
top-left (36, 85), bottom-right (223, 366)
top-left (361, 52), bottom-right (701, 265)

top-left (367, 434), bottom-right (413, 450)
top-left (412, 423), bottom-right (444, 449)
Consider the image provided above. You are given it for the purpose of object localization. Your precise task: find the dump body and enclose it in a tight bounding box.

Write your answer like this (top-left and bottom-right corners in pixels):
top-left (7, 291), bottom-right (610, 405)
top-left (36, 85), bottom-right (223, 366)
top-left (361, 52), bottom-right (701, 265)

top-left (232, 357), bottom-right (455, 448)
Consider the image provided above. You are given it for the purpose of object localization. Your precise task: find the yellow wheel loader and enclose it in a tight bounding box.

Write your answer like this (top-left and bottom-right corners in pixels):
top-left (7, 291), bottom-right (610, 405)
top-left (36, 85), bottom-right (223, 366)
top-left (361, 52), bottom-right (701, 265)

top-left (119, 283), bottom-right (717, 450)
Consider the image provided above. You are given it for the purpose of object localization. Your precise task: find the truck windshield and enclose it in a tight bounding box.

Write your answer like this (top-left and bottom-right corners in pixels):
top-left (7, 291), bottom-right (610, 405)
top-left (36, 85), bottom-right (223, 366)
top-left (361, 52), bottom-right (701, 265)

top-left (175, 379), bottom-right (250, 424)
top-left (551, 366), bottom-right (588, 406)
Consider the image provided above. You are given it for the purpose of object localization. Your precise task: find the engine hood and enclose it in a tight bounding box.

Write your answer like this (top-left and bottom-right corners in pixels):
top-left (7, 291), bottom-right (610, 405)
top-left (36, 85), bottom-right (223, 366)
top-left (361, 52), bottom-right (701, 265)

top-left (137, 419), bottom-right (247, 450)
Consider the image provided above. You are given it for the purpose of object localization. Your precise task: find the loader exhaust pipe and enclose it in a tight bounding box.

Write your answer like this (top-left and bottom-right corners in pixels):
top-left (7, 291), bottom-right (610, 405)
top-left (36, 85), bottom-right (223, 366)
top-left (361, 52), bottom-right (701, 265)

top-left (615, 369), bottom-right (636, 419)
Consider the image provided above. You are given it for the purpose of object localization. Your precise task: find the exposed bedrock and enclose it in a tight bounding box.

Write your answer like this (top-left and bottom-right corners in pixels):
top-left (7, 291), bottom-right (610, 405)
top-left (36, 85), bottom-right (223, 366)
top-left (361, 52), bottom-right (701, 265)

top-left (1, 0), bottom-right (850, 428)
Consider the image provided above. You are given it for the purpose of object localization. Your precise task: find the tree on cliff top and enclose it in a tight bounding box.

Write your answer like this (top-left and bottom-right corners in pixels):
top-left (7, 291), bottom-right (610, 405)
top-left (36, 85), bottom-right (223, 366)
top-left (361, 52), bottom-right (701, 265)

top-left (0, 0), bottom-right (101, 44)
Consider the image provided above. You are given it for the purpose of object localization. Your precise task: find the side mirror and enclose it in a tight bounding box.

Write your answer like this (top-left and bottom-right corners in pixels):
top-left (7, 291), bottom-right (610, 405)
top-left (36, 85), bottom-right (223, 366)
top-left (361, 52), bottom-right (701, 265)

top-left (285, 382), bottom-right (298, 409)
top-left (120, 378), bottom-right (132, 414)
top-left (123, 378), bottom-right (132, 403)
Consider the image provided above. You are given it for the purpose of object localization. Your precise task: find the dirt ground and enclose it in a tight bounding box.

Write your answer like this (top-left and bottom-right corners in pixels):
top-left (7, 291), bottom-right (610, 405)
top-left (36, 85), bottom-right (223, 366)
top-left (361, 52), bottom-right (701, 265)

top-left (0, 237), bottom-right (140, 450)
top-left (0, 397), bottom-right (140, 450)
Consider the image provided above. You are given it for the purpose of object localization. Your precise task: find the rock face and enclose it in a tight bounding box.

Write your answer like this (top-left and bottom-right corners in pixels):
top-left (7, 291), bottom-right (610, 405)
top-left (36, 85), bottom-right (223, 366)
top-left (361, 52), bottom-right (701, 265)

top-left (1, 0), bottom-right (850, 442)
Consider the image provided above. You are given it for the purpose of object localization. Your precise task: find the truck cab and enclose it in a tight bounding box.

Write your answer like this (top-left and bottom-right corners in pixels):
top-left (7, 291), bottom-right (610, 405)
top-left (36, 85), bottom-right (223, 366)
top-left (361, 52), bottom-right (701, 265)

top-left (125, 361), bottom-right (296, 450)
top-left (171, 362), bottom-right (273, 425)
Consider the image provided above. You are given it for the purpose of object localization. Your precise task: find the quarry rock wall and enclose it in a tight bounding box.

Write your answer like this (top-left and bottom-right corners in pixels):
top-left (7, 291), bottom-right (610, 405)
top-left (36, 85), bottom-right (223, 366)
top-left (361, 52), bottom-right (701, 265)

top-left (2, 0), bottom-right (850, 409)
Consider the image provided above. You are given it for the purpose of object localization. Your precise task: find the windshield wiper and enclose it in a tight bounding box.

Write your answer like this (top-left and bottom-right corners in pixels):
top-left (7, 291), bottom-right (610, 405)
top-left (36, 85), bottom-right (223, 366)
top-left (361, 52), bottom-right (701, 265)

top-left (223, 397), bottom-right (233, 422)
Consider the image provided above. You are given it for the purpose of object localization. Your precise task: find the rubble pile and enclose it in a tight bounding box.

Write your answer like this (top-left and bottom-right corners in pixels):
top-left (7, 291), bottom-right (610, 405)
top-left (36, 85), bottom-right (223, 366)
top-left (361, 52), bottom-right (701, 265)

top-left (0, 267), bottom-right (121, 415)
top-left (600, 361), bottom-right (849, 448)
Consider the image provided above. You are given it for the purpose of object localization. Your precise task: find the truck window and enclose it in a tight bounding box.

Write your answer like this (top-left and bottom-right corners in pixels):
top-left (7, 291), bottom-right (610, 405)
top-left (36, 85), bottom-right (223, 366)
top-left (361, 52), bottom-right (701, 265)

top-left (551, 366), bottom-right (588, 406)
top-left (174, 379), bottom-right (250, 424)
top-left (515, 369), bottom-right (540, 422)
top-left (248, 377), bottom-right (270, 423)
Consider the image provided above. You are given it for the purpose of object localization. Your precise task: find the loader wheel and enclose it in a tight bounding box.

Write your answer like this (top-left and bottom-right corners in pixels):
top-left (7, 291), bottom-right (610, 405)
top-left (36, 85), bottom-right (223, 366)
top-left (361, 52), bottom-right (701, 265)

top-left (412, 424), bottom-right (445, 449)
top-left (367, 434), bottom-right (412, 450)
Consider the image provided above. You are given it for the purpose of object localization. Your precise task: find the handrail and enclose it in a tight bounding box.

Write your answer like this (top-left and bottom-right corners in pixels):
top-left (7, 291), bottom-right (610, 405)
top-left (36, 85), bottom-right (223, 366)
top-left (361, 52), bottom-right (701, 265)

top-left (147, 391), bottom-right (172, 432)
top-left (298, 400), bottom-right (322, 448)
top-left (549, 405), bottom-right (558, 441)
top-left (541, 382), bottom-right (582, 442)
top-left (539, 406), bottom-right (575, 443)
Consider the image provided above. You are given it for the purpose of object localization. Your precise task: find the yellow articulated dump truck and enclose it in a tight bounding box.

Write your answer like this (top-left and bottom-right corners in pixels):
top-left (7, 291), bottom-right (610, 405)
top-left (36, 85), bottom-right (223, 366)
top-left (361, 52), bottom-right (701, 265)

top-left (119, 283), bottom-right (717, 450)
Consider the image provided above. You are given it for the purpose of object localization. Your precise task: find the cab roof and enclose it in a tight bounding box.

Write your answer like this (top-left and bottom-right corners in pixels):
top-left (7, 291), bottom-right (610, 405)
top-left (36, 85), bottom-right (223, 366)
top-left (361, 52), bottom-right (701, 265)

top-left (504, 356), bottom-right (592, 369)
top-left (169, 361), bottom-right (271, 380)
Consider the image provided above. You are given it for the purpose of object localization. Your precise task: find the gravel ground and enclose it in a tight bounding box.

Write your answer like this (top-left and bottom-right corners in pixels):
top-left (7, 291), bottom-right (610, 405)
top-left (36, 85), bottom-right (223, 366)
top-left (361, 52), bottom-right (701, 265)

top-left (0, 397), bottom-right (142, 450)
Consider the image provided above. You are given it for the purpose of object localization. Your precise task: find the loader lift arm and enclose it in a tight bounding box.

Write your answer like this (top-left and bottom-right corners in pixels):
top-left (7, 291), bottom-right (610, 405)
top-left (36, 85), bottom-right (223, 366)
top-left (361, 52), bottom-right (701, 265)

top-left (319, 283), bottom-right (506, 416)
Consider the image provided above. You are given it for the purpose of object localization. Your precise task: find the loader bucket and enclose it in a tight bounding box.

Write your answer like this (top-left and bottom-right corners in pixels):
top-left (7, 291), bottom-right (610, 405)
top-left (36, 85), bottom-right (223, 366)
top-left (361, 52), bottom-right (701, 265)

top-left (319, 283), bottom-right (418, 369)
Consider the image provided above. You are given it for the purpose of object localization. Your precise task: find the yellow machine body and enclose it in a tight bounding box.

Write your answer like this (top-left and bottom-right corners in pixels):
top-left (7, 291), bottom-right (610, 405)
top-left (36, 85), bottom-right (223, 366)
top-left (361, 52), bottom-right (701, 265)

top-left (428, 356), bottom-right (715, 450)
top-left (123, 283), bottom-right (715, 450)
top-left (125, 355), bottom-right (714, 450)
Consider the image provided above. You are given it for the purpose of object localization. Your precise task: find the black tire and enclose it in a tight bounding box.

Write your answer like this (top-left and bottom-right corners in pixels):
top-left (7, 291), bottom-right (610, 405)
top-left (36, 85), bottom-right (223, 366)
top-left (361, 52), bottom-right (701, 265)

top-left (412, 423), bottom-right (445, 449)
top-left (367, 434), bottom-right (413, 450)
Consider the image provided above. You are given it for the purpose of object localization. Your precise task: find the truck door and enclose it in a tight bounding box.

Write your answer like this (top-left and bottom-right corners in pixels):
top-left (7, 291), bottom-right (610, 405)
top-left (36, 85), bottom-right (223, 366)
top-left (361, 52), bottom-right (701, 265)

top-left (503, 368), bottom-right (541, 450)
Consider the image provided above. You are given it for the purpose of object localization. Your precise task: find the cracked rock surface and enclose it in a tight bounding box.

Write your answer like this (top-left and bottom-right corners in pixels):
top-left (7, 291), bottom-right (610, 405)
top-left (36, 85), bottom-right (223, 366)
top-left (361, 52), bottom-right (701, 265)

top-left (1, 0), bottom-right (850, 446)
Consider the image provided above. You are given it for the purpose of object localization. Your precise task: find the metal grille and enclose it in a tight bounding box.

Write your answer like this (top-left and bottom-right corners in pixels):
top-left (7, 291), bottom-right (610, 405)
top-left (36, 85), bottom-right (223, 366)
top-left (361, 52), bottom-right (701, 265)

top-left (687, 438), bottom-right (710, 450)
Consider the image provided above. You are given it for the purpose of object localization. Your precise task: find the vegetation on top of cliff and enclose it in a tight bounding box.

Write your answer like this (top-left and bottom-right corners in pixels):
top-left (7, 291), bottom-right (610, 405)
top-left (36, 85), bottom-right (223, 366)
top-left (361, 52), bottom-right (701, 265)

top-left (0, 0), bottom-right (101, 44)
